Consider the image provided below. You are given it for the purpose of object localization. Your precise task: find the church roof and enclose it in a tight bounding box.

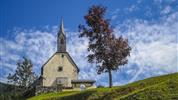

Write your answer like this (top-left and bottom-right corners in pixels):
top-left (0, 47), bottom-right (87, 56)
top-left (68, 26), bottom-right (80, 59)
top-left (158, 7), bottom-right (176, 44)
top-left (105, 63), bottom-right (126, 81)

top-left (71, 79), bottom-right (96, 83)
top-left (41, 52), bottom-right (80, 76)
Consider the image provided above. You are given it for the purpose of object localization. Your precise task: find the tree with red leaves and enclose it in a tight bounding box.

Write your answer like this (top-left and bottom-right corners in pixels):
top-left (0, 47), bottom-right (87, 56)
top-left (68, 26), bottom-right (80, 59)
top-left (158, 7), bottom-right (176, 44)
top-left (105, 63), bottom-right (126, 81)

top-left (79, 5), bottom-right (131, 88)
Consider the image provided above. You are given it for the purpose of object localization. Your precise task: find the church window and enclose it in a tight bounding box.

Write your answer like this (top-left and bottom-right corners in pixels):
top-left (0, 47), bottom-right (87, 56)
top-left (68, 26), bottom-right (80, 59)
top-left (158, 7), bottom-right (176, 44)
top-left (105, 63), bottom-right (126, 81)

top-left (61, 38), bottom-right (64, 44)
top-left (58, 66), bottom-right (63, 72)
top-left (61, 54), bottom-right (64, 58)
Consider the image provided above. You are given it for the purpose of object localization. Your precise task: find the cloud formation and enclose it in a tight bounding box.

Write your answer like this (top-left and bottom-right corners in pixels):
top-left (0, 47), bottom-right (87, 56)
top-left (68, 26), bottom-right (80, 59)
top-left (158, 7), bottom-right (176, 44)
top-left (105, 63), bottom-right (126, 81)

top-left (0, 1), bottom-right (178, 86)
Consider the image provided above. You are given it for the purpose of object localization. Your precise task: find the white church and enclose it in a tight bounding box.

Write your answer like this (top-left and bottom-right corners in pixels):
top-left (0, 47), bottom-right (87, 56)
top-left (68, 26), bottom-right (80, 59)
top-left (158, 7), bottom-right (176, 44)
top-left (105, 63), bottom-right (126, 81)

top-left (36, 19), bottom-right (95, 92)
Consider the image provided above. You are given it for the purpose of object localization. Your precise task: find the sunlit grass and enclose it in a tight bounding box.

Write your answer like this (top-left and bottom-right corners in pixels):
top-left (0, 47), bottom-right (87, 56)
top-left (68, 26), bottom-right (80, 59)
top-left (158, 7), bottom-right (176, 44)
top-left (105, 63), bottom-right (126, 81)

top-left (28, 72), bottom-right (178, 100)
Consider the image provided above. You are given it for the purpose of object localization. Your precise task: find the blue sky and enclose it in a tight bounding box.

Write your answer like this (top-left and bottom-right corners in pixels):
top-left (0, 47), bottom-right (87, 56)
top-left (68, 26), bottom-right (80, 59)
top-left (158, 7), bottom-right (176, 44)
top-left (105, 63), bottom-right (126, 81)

top-left (0, 0), bottom-right (178, 86)
top-left (0, 0), bottom-right (134, 34)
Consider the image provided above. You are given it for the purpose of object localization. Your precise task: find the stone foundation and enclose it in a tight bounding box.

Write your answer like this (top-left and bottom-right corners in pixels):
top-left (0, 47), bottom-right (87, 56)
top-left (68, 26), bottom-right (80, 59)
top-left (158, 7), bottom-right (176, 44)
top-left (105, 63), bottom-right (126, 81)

top-left (35, 86), bottom-right (58, 95)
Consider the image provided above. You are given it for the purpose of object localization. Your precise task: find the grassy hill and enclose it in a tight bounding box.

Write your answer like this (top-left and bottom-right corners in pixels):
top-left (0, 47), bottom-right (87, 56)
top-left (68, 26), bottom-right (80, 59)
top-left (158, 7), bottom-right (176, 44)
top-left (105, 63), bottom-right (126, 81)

top-left (27, 72), bottom-right (177, 100)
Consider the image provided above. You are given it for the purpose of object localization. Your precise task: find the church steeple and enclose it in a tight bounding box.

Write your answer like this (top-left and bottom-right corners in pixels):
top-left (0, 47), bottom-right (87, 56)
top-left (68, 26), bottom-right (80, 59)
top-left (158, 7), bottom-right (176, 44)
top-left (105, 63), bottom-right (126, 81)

top-left (60, 18), bottom-right (65, 34)
top-left (57, 18), bottom-right (66, 52)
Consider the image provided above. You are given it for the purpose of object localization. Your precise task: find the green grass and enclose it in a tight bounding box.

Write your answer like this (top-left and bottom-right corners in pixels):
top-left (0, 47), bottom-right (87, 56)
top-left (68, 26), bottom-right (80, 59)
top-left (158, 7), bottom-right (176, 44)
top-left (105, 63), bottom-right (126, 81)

top-left (119, 79), bottom-right (178, 100)
top-left (28, 91), bottom-right (79, 100)
top-left (28, 72), bottom-right (178, 100)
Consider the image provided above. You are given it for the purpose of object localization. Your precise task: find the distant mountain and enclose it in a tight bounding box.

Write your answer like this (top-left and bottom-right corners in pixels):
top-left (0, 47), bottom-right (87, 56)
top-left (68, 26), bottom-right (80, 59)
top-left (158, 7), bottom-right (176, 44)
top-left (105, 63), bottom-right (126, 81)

top-left (28, 72), bottom-right (178, 100)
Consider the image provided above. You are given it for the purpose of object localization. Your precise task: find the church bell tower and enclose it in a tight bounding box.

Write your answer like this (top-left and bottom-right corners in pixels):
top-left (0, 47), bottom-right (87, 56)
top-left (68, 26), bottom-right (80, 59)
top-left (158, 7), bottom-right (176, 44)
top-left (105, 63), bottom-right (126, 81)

top-left (57, 19), bottom-right (66, 52)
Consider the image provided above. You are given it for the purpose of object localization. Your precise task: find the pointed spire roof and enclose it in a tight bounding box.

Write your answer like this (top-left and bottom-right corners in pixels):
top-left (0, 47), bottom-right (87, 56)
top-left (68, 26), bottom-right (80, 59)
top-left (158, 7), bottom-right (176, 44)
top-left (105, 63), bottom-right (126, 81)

top-left (59, 18), bottom-right (65, 34)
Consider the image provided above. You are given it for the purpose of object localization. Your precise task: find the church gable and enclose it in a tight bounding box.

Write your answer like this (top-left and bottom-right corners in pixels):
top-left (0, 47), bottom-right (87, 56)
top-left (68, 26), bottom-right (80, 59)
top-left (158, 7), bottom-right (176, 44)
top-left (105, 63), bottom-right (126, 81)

top-left (41, 52), bottom-right (79, 76)
top-left (42, 53), bottom-right (78, 86)
top-left (42, 53), bottom-right (76, 72)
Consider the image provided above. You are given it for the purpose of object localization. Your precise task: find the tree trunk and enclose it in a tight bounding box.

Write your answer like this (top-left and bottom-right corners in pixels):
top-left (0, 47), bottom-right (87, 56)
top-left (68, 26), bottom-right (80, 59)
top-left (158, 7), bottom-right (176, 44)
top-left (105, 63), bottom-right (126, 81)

top-left (108, 69), bottom-right (112, 88)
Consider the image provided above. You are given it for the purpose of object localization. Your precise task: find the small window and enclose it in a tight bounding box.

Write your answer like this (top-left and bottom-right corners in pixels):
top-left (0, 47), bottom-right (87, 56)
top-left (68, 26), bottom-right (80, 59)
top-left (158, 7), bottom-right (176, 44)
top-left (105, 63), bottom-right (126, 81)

top-left (58, 67), bottom-right (63, 72)
top-left (61, 54), bottom-right (64, 58)
top-left (61, 38), bottom-right (64, 44)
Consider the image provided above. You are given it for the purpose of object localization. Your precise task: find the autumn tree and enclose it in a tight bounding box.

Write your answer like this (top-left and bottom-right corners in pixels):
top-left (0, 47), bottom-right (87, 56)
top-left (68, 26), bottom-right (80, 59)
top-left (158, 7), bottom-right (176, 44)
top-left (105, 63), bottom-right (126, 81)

top-left (79, 5), bottom-right (131, 87)
top-left (7, 57), bottom-right (37, 91)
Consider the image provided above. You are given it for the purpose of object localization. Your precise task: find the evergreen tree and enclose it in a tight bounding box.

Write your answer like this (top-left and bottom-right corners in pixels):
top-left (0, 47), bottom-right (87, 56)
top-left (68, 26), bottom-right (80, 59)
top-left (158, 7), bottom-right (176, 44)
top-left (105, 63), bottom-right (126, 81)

top-left (7, 57), bottom-right (37, 90)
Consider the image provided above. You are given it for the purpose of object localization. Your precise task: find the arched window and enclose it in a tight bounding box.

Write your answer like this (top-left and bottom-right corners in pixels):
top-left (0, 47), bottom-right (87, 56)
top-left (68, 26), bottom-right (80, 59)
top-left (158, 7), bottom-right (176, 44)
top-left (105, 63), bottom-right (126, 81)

top-left (61, 38), bottom-right (64, 44)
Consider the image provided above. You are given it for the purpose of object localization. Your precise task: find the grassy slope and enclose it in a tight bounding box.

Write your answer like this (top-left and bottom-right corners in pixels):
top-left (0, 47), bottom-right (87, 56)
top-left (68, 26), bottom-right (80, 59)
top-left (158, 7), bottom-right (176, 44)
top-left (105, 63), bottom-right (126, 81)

top-left (28, 72), bottom-right (178, 100)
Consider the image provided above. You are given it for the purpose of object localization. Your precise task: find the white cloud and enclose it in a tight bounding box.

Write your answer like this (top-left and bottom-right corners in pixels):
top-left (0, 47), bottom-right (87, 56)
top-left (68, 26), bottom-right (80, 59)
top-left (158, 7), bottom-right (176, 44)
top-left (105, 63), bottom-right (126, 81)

top-left (0, 7), bottom-right (177, 86)
top-left (124, 5), bottom-right (138, 14)
top-left (145, 6), bottom-right (153, 17)
top-left (161, 6), bottom-right (172, 15)
top-left (111, 15), bottom-right (118, 20)
top-left (114, 11), bottom-right (178, 83)
top-left (0, 28), bottom-right (58, 81)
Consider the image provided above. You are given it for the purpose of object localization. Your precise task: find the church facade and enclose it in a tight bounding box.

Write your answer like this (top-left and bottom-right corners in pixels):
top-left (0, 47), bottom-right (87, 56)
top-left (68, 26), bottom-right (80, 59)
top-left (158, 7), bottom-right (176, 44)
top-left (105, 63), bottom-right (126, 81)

top-left (39, 20), bottom-right (95, 90)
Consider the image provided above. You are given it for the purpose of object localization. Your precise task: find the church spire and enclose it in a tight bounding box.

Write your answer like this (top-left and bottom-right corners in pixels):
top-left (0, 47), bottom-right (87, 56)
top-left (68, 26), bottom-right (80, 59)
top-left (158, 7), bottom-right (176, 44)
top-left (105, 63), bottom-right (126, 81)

top-left (57, 18), bottom-right (66, 52)
top-left (60, 18), bottom-right (65, 34)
